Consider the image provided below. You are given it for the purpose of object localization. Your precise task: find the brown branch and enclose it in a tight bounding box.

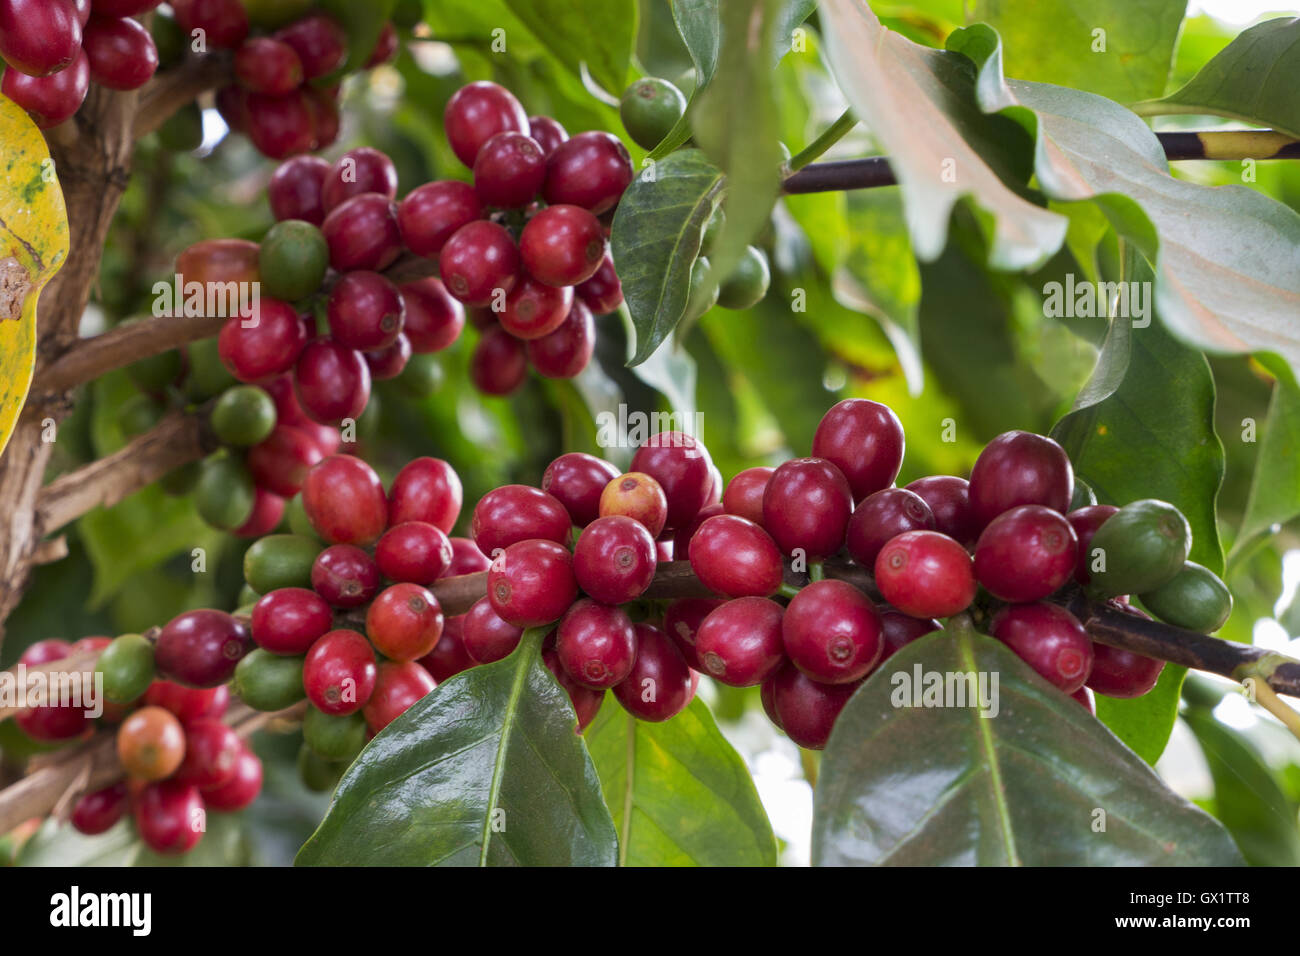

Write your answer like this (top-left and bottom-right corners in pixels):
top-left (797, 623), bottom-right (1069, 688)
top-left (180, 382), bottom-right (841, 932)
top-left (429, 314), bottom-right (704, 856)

top-left (133, 54), bottom-right (233, 140)
top-left (36, 313), bottom-right (227, 394)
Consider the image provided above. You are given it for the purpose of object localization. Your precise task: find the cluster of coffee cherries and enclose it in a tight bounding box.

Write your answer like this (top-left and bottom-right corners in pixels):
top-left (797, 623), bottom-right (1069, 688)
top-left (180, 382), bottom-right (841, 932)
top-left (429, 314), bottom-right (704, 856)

top-left (0, 0), bottom-right (160, 128)
top-left (13, 636), bottom-right (261, 856)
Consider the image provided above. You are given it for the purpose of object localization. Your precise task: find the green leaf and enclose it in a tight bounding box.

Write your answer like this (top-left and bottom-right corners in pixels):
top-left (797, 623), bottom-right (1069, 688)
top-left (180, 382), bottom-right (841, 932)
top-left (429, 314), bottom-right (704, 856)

top-left (585, 698), bottom-right (777, 866)
top-left (1093, 665), bottom-right (1186, 766)
top-left (812, 621), bottom-right (1245, 865)
top-left (611, 149), bottom-right (723, 365)
top-left (1232, 356), bottom-right (1300, 558)
top-left (672, 0), bottom-right (721, 83)
top-left (503, 0), bottom-right (636, 95)
top-left (817, 1), bottom-right (1067, 270)
top-left (1136, 17), bottom-right (1300, 138)
top-left (1183, 706), bottom-right (1300, 867)
top-left (296, 633), bottom-right (618, 866)
top-left (974, 0), bottom-right (1184, 103)
top-left (319, 0), bottom-right (395, 76)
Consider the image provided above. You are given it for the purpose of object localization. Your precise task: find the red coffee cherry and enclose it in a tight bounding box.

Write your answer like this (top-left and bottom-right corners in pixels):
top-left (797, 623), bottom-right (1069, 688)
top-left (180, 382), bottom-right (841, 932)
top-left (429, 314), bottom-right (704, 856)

top-left (574, 253), bottom-right (623, 315)
top-left (172, 0), bottom-right (249, 48)
top-left (461, 596), bottom-right (524, 664)
top-left (397, 180), bottom-right (483, 258)
top-left (613, 623), bottom-right (696, 722)
top-left (251, 587), bottom-right (333, 654)
top-left (469, 325), bottom-right (528, 396)
top-left (375, 521), bottom-right (453, 584)
top-left (248, 425), bottom-right (323, 497)
top-left (323, 147), bottom-right (399, 213)
top-left (444, 537), bottom-right (490, 577)
top-left (83, 14), bottom-right (158, 91)
top-left (273, 11), bottom-right (346, 79)
top-left (766, 662), bottom-right (860, 750)
top-left (487, 539), bottom-right (579, 628)
top-left (472, 484), bottom-right (572, 556)
top-left (155, 610), bottom-right (252, 688)
top-left (302, 455), bottom-right (389, 545)
top-left (306, 85), bottom-right (341, 151)
top-left (542, 452), bottom-right (620, 527)
top-left (528, 115), bottom-right (569, 158)
top-left (670, 502), bottom-right (724, 558)
top-left (812, 399), bottom-right (905, 501)
top-left (783, 580), bottom-right (883, 684)
top-left (1067, 504), bottom-right (1119, 585)
top-left (143, 681), bottom-right (228, 723)
top-left (234, 488), bottom-right (287, 539)
top-left (388, 457), bottom-right (463, 533)
top-left (990, 602), bottom-right (1093, 694)
top-left (294, 339), bottom-right (370, 425)
top-left (498, 272), bottom-right (572, 340)
top-left (1086, 642), bottom-right (1165, 699)
top-left (904, 475), bottom-right (980, 547)
top-left (439, 220), bottom-right (521, 306)
top-left (541, 633), bottom-right (605, 733)
top-left (1, 47), bottom-right (89, 128)
top-left (365, 21), bottom-right (399, 67)
top-left (974, 504), bottom-right (1078, 602)
top-left (364, 333), bottom-right (411, 380)
top-left (117, 706), bottom-right (186, 780)
top-left (599, 472), bottom-right (669, 537)
top-left (363, 660), bottom-right (436, 733)
top-left (399, 278), bottom-right (465, 353)
top-left (245, 89), bottom-right (316, 159)
top-left (968, 430), bottom-right (1074, 528)
top-left (874, 530), bottom-right (976, 619)
top-left (556, 600), bottom-right (637, 690)
top-left (688, 514), bottom-right (784, 598)
top-left (303, 629), bottom-right (377, 716)
top-left (234, 36), bottom-right (302, 95)
top-left (474, 131), bottom-right (546, 208)
top-left (71, 783), bottom-right (129, 836)
top-left (527, 300), bottom-right (595, 378)
top-left (543, 131), bottom-right (634, 215)
top-left (202, 744), bottom-right (263, 811)
top-left (662, 597), bottom-right (724, 670)
top-left (573, 515), bottom-right (656, 605)
top-left (630, 431), bottom-right (714, 532)
top-left (519, 204), bottom-right (606, 287)
top-left (90, 1), bottom-right (163, 18)
top-left (722, 466), bottom-right (774, 525)
top-left (846, 488), bottom-right (934, 571)
top-left (418, 613), bottom-right (475, 682)
top-left (762, 458), bottom-right (853, 559)
top-left (695, 596), bottom-right (785, 686)
top-left (878, 609), bottom-right (941, 662)
top-left (217, 299), bottom-right (308, 382)
top-left (269, 155), bottom-right (331, 225)
top-left (327, 270), bottom-right (405, 351)
top-left (311, 544), bottom-right (381, 608)
top-left (366, 583), bottom-right (445, 662)
top-left (0, 0), bottom-right (81, 76)
top-left (14, 639), bottom-right (88, 741)
top-left (134, 781), bottom-right (205, 855)
top-left (444, 80), bottom-right (529, 167)
top-left (215, 83), bottom-right (251, 133)
top-left (321, 193), bottom-right (403, 272)
top-left (175, 718), bottom-right (242, 789)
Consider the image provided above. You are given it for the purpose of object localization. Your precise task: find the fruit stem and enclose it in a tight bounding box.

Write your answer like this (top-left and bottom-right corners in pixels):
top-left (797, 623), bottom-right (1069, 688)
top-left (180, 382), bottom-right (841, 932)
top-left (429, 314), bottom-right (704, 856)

top-left (1237, 661), bottom-right (1300, 742)
top-left (786, 108), bottom-right (856, 172)
top-left (777, 583), bottom-right (803, 600)
top-left (808, 562), bottom-right (826, 583)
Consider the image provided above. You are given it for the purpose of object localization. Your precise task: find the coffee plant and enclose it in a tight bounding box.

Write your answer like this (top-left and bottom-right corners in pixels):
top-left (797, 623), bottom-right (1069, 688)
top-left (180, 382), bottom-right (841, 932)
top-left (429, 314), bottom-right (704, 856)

top-left (0, 0), bottom-right (1298, 874)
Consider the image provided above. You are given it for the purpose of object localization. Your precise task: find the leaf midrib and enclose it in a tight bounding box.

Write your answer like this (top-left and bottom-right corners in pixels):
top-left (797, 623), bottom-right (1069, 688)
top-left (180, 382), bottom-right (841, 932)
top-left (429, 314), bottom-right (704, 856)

top-left (478, 632), bottom-right (539, 866)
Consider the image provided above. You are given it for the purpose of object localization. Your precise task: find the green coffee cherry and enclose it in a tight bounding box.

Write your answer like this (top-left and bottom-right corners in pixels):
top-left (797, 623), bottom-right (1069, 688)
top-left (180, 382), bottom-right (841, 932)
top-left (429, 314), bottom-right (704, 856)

top-left (303, 707), bottom-right (368, 762)
top-left (715, 246), bottom-right (771, 311)
top-left (96, 633), bottom-right (155, 704)
top-left (298, 743), bottom-right (347, 792)
top-left (243, 533), bottom-right (321, 593)
top-left (1139, 562), bottom-right (1233, 633)
top-left (184, 336), bottom-right (238, 403)
top-left (211, 385), bottom-right (277, 447)
top-left (159, 460), bottom-right (202, 497)
top-left (393, 353), bottom-right (443, 398)
top-left (1087, 499), bottom-right (1192, 598)
top-left (284, 494), bottom-right (319, 540)
top-left (700, 204), bottom-right (725, 257)
top-left (233, 649), bottom-right (306, 711)
top-left (195, 452), bottom-right (256, 531)
top-left (684, 255), bottom-right (719, 323)
top-left (119, 394), bottom-right (165, 440)
top-left (240, 0), bottom-right (316, 29)
top-left (150, 13), bottom-right (186, 68)
top-left (620, 77), bottom-right (687, 150)
top-left (258, 219), bottom-right (329, 302)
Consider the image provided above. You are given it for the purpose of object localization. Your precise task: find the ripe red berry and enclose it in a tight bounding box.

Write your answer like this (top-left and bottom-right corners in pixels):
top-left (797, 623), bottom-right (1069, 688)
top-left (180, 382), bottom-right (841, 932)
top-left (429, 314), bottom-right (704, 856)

top-left (519, 204), bottom-right (606, 287)
top-left (783, 580), bottom-right (883, 684)
top-left (155, 609), bottom-right (252, 688)
top-left (766, 663), bottom-right (859, 750)
top-left (216, 83), bottom-right (251, 133)
top-left (321, 193), bottom-right (403, 272)
top-left (83, 14), bottom-right (158, 91)
top-left (444, 80), bottom-right (529, 167)
top-left (812, 399), bottom-right (905, 501)
top-left (251, 587), bottom-right (332, 655)
top-left (671, 502), bottom-right (724, 557)
top-left (14, 640), bottom-right (88, 741)
top-left (305, 85), bottom-right (339, 150)
top-left (662, 597), bottom-right (724, 670)
top-left (689, 514), bottom-right (784, 598)
top-left (294, 339), bottom-right (370, 426)
top-left (762, 457), bottom-right (853, 559)
top-left (599, 472), bottom-right (669, 537)
top-left (218, 299), bottom-right (308, 382)
top-left (528, 115), bottom-right (569, 158)
top-left (968, 431), bottom-right (1074, 528)
top-left (388, 457), bottom-right (463, 533)
top-left (322, 147), bottom-right (398, 213)
top-left (366, 583), bottom-right (445, 662)
top-left (573, 515), bottom-right (656, 605)
top-left (172, 0), bottom-right (248, 48)
top-left (234, 488), bottom-right (287, 539)
top-left (71, 783), bottom-right (129, 836)
top-left (1068, 504), bottom-right (1119, 585)
top-left (134, 781), bottom-right (205, 855)
top-left (364, 333), bottom-right (411, 381)
top-left (0, 0), bottom-right (81, 77)
top-left (201, 744), bottom-right (263, 811)
top-left (234, 36), bottom-right (302, 94)
top-left (499, 273), bottom-right (573, 339)
top-left (273, 12), bottom-right (346, 79)
top-left (542, 453), bottom-right (620, 528)
top-left (556, 600), bottom-right (637, 689)
top-left (461, 596), bottom-right (524, 664)
top-left (874, 530), bottom-right (976, 619)
top-left (327, 270), bottom-right (405, 351)
top-left (487, 539), bottom-right (579, 628)
top-left (362, 660), bottom-right (436, 733)
top-left (469, 325), bottom-right (528, 396)
top-left (143, 681), bottom-right (228, 723)
top-left (630, 431), bottom-right (714, 532)
top-left (399, 279), bottom-right (465, 353)
top-left (878, 609), bottom-right (942, 662)
top-left (445, 537), bottom-right (490, 577)
top-left (175, 718), bottom-right (242, 789)
top-left (365, 20), bottom-right (398, 67)
top-left (269, 155), bottom-right (331, 225)
top-left (528, 316), bottom-right (595, 376)
top-left (474, 132), bottom-right (546, 208)
top-left (311, 544), bottom-right (381, 608)
top-left (695, 596), bottom-right (785, 686)
top-left (472, 484), bottom-right (572, 556)
top-left (419, 613), bottom-right (475, 681)
top-left (990, 602), bottom-right (1093, 693)
top-left (974, 504), bottom-right (1078, 602)
top-left (543, 131), bottom-right (634, 215)
top-left (846, 488), bottom-right (935, 569)
top-left (375, 521), bottom-right (453, 584)
top-left (1086, 640), bottom-right (1164, 698)
top-left (904, 475), bottom-right (980, 546)
top-left (303, 629), bottom-right (377, 716)
top-left (397, 180), bottom-right (483, 259)
top-left (245, 89), bottom-right (316, 159)
top-left (2, 47), bottom-right (89, 128)
top-left (722, 466), bottom-right (774, 525)
top-left (613, 623), bottom-right (695, 721)
top-left (85, 0), bottom-right (160, 16)
top-left (248, 424), bottom-right (323, 496)
top-left (302, 455), bottom-right (388, 544)
top-left (541, 635), bottom-right (605, 733)
top-left (439, 220), bottom-right (521, 306)
top-left (574, 253), bottom-right (623, 315)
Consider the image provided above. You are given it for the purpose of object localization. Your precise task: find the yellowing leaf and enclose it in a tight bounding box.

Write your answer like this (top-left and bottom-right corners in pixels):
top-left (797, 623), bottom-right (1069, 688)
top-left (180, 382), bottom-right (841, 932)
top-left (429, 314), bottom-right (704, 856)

top-left (0, 95), bottom-right (68, 457)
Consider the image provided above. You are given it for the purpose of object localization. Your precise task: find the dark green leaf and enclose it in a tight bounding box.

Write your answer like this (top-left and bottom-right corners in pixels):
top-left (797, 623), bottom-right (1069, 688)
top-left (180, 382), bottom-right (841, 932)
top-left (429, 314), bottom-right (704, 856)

top-left (503, 0), bottom-right (636, 95)
top-left (296, 633), bottom-right (618, 866)
top-left (319, 0), bottom-right (395, 76)
top-left (1233, 356), bottom-right (1300, 558)
top-left (585, 699), bottom-right (777, 865)
top-left (812, 620), bottom-right (1244, 865)
top-left (1093, 665), bottom-right (1186, 766)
